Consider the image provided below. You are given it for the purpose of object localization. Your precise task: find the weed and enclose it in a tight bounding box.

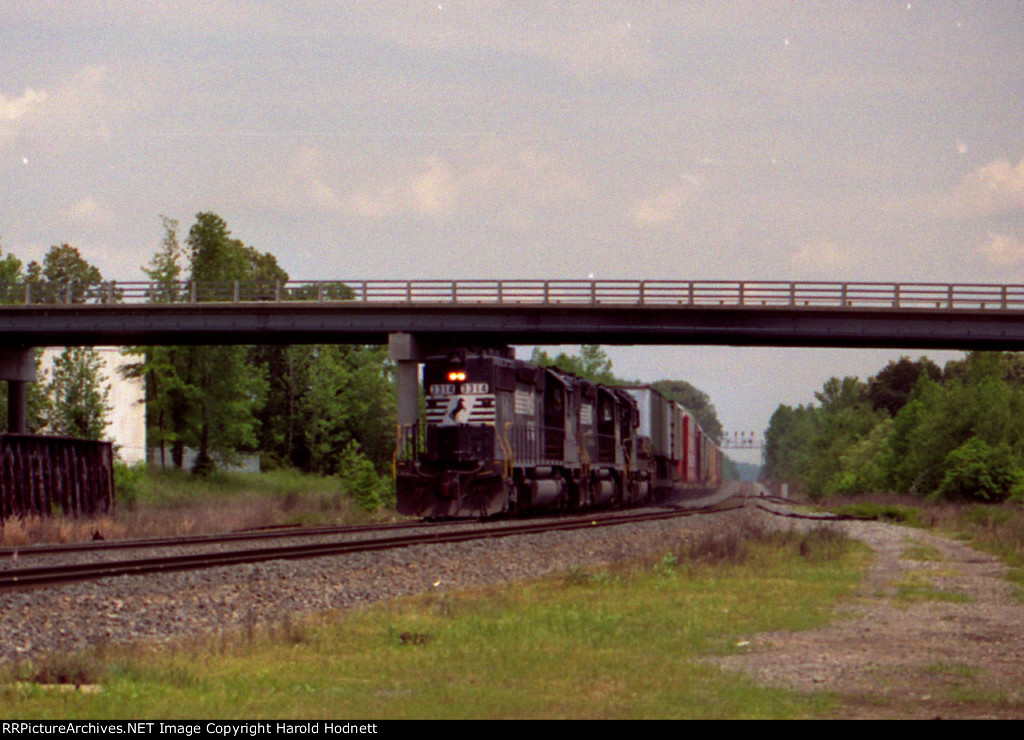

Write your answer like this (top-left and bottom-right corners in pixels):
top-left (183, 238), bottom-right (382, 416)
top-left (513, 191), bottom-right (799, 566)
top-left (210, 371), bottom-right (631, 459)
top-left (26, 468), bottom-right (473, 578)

top-left (683, 528), bottom-right (749, 565)
top-left (563, 567), bottom-right (595, 587)
top-left (15, 648), bottom-right (108, 688)
top-left (273, 614), bottom-right (311, 645)
top-left (922, 662), bottom-right (980, 678)
top-left (654, 552), bottom-right (679, 573)
top-left (433, 593), bottom-right (456, 618)
top-left (903, 543), bottom-right (943, 561)
top-left (794, 526), bottom-right (850, 562)
top-left (832, 502), bottom-right (920, 525)
top-left (892, 572), bottom-right (973, 604)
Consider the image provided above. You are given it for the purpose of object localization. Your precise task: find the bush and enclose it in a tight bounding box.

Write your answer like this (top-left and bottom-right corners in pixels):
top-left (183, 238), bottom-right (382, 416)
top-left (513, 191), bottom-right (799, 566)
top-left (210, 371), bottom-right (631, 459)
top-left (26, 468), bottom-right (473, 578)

top-left (113, 461), bottom-right (148, 510)
top-left (936, 438), bottom-right (1022, 503)
top-left (336, 441), bottom-right (394, 511)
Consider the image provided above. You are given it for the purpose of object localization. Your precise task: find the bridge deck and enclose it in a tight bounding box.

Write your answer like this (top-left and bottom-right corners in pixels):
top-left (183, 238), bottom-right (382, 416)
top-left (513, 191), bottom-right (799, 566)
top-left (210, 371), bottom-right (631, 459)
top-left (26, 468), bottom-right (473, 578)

top-left (1, 279), bottom-right (1023, 349)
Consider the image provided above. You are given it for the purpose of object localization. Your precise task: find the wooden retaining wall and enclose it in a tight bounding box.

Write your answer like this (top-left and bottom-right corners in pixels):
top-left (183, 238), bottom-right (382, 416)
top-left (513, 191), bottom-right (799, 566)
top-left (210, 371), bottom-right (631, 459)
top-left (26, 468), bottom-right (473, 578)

top-left (0, 434), bottom-right (114, 521)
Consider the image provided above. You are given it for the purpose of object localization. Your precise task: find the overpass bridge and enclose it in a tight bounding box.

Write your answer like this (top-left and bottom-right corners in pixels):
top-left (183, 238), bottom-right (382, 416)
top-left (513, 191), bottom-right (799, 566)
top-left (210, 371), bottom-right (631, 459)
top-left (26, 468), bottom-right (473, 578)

top-left (3, 278), bottom-right (1024, 348)
top-left (3, 278), bottom-right (1024, 431)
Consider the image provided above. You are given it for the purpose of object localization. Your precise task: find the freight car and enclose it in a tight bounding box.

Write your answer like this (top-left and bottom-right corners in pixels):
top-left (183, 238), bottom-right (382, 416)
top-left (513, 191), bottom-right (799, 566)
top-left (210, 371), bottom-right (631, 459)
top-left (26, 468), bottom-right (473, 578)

top-left (395, 347), bottom-right (723, 518)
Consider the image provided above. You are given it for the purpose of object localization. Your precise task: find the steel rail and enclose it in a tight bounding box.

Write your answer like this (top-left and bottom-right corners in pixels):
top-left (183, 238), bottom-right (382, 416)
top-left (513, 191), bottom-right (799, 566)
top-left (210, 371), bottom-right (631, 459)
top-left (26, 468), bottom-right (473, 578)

top-left (0, 518), bottom-right (475, 560)
top-left (0, 502), bottom-right (742, 591)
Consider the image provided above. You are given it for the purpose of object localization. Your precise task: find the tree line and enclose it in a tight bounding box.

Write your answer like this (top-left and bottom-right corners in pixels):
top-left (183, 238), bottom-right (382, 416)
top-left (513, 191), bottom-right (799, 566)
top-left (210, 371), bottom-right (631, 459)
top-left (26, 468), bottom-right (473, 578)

top-left (0, 213), bottom-right (396, 506)
top-left (763, 352), bottom-right (1024, 502)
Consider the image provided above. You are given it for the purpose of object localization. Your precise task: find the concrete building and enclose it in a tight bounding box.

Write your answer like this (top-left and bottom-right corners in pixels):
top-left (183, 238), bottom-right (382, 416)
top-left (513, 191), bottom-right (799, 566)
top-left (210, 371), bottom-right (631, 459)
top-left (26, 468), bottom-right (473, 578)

top-left (39, 347), bottom-right (146, 464)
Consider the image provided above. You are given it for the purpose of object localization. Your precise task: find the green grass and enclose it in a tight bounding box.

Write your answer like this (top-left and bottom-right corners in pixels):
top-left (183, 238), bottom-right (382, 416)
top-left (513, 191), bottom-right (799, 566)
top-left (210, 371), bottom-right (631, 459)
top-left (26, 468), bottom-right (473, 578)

top-left (903, 543), bottom-right (943, 561)
top-left (830, 502), bottom-right (921, 526)
top-left (1, 527), bottom-right (867, 719)
top-left (890, 571), bottom-right (973, 604)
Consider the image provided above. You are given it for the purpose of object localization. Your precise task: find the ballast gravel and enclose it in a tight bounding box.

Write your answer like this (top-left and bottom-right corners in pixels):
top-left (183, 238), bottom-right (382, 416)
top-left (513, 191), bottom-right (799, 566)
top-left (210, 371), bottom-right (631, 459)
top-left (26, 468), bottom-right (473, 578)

top-left (0, 505), bottom-right (767, 665)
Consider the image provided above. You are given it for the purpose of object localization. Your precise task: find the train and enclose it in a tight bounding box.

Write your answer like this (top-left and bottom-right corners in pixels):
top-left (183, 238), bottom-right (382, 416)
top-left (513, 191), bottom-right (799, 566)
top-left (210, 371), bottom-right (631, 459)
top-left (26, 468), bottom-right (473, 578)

top-left (395, 347), bottom-right (723, 518)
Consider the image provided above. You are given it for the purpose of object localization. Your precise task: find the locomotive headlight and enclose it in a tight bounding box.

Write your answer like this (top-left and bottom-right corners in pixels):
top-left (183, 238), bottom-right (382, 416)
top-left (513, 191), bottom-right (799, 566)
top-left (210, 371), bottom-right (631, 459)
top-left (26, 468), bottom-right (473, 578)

top-left (447, 370), bottom-right (467, 382)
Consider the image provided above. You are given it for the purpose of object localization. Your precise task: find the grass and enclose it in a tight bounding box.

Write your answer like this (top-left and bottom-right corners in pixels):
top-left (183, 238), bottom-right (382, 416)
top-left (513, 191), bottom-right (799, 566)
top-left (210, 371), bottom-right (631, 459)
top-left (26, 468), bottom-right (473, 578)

top-left (903, 543), bottom-right (943, 561)
top-left (824, 494), bottom-right (1024, 582)
top-left (0, 467), bottom-right (397, 547)
top-left (891, 573), bottom-right (973, 604)
top-left (0, 524), bottom-right (867, 719)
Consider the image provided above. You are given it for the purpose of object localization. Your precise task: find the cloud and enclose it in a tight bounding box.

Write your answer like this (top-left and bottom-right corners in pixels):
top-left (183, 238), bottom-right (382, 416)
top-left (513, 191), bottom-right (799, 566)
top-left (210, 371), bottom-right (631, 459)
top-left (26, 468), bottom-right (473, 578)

top-left (630, 177), bottom-right (701, 227)
top-left (944, 156), bottom-right (1024, 219)
top-left (64, 197), bottom-right (114, 227)
top-left (977, 232), bottom-right (1024, 268)
top-left (787, 240), bottom-right (859, 275)
top-left (271, 140), bottom-right (583, 223)
top-left (0, 87), bottom-right (47, 123)
top-left (1, 66), bottom-right (112, 149)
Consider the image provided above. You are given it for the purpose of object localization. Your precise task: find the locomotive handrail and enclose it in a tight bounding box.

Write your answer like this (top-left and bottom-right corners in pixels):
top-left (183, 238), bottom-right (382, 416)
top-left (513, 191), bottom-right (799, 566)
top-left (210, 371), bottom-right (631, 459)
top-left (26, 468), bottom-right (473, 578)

top-left (4, 279), bottom-right (1024, 312)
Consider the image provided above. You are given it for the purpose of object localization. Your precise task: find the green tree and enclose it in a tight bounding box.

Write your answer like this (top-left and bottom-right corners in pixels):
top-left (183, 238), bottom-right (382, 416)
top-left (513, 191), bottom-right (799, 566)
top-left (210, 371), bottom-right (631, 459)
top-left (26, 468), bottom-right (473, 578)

top-left (0, 241), bottom-right (24, 304)
top-left (25, 243), bottom-right (106, 303)
top-left (868, 356), bottom-right (942, 417)
top-left (124, 217), bottom-right (196, 466)
top-left (43, 347), bottom-right (111, 440)
top-left (255, 344), bottom-right (395, 474)
top-left (23, 246), bottom-right (113, 439)
top-left (530, 345), bottom-right (624, 385)
top-left (762, 376), bottom-right (883, 498)
top-left (651, 379), bottom-right (724, 444)
top-left (185, 213), bottom-right (274, 472)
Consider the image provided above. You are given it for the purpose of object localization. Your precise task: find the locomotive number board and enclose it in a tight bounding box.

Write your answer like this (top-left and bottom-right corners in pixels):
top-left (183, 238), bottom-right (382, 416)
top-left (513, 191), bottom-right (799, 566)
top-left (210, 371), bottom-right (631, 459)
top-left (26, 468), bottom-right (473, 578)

top-left (429, 383), bottom-right (490, 395)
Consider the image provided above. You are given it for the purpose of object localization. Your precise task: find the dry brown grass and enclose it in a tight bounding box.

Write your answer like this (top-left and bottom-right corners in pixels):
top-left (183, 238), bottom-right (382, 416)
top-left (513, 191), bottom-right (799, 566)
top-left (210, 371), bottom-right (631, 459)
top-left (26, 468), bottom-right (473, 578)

top-left (0, 470), bottom-right (375, 547)
top-left (0, 515), bottom-right (127, 546)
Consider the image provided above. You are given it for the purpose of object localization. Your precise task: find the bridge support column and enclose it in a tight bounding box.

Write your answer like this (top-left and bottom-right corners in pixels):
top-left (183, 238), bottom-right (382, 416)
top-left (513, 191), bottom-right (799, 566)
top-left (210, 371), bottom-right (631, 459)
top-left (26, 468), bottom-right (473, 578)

top-left (0, 347), bottom-right (36, 434)
top-left (388, 333), bottom-right (424, 429)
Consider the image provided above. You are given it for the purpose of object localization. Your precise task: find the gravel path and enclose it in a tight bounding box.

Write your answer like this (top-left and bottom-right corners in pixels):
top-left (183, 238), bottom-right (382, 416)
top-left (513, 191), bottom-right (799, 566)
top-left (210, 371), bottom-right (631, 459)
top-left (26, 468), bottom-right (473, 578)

top-left (714, 513), bottom-right (1024, 719)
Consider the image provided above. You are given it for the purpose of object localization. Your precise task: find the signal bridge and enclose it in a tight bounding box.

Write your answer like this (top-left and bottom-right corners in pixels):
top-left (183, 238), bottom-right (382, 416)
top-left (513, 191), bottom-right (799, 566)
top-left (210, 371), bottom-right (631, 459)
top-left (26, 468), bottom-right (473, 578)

top-left (721, 433), bottom-right (764, 450)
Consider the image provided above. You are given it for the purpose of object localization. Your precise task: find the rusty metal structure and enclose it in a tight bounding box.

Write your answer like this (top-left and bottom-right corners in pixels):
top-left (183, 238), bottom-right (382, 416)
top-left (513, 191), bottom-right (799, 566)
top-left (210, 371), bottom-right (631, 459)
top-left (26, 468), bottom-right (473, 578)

top-left (0, 434), bottom-right (114, 521)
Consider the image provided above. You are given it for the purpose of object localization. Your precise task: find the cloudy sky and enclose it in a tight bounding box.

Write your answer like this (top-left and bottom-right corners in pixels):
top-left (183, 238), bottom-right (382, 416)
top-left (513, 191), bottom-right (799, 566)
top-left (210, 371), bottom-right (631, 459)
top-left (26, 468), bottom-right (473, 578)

top-left (3, 1), bottom-right (1023, 463)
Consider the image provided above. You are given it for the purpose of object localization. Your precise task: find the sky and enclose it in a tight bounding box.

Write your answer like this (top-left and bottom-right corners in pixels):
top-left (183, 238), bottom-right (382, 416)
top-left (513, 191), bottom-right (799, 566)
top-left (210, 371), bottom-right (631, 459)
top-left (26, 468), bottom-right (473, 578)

top-left (3, 1), bottom-right (1024, 465)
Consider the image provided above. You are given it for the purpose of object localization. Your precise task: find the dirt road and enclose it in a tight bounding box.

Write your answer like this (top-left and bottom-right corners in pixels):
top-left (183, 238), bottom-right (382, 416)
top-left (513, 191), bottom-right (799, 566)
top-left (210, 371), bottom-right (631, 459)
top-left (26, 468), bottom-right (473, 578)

top-left (715, 515), bottom-right (1024, 718)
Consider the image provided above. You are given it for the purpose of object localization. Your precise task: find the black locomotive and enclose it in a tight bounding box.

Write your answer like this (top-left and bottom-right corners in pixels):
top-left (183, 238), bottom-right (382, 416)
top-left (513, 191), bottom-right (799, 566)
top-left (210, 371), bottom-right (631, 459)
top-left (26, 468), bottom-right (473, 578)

top-left (395, 347), bottom-right (722, 518)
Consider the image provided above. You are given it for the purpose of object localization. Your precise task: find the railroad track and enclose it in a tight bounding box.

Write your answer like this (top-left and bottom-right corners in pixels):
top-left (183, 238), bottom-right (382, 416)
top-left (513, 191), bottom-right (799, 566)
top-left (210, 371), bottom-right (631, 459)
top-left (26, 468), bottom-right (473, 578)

top-left (0, 517), bottom-right (472, 560)
top-left (0, 498), bottom-right (745, 592)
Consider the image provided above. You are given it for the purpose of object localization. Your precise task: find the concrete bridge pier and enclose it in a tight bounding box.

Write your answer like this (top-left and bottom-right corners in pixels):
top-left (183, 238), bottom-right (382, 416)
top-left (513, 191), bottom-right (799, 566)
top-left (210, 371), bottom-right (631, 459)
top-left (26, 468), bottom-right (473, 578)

top-left (0, 347), bottom-right (36, 434)
top-left (388, 333), bottom-right (424, 431)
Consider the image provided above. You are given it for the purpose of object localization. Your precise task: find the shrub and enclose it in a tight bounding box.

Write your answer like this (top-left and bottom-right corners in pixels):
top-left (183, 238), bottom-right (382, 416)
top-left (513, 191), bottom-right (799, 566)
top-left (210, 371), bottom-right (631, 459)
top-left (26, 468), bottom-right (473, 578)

top-left (113, 461), bottom-right (148, 510)
top-left (336, 441), bottom-right (394, 511)
top-left (936, 438), bottom-right (1022, 503)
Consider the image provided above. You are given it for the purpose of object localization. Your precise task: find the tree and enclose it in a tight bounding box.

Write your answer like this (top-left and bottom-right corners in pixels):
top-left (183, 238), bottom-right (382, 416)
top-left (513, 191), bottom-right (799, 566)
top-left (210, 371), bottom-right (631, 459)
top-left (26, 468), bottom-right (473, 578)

top-left (255, 344), bottom-right (395, 474)
top-left (124, 217), bottom-right (195, 466)
top-left (0, 240), bottom-right (24, 304)
top-left (20, 245), bottom-right (113, 439)
top-left (185, 213), bottom-right (276, 472)
top-left (131, 213), bottom-right (288, 472)
top-left (814, 376), bottom-right (868, 413)
top-left (651, 379), bottom-right (723, 443)
top-left (868, 356), bottom-right (941, 417)
top-left (530, 345), bottom-right (624, 385)
top-left (43, 347), bottom-right (111, 439)
top-left (25, 243), bottom-right (105, 303)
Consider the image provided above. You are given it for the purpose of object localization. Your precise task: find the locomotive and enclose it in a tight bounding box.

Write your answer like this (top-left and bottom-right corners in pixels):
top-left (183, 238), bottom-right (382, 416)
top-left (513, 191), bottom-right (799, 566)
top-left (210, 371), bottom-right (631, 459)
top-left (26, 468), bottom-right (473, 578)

top-left (395, 347), bottom-right (722, 518)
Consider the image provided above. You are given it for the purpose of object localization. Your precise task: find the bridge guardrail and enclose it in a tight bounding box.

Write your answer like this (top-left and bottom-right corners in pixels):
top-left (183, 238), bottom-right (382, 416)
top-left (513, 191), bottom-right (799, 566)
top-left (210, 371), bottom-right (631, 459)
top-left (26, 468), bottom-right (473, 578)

top-left (3, 279), bottom-right (1024, 311)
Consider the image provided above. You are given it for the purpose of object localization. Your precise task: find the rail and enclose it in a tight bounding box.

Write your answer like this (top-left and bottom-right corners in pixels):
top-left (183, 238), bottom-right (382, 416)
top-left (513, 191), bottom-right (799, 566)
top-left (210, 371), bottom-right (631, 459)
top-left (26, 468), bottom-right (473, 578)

top-left (4, 279), bottom-right (1024, 312)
